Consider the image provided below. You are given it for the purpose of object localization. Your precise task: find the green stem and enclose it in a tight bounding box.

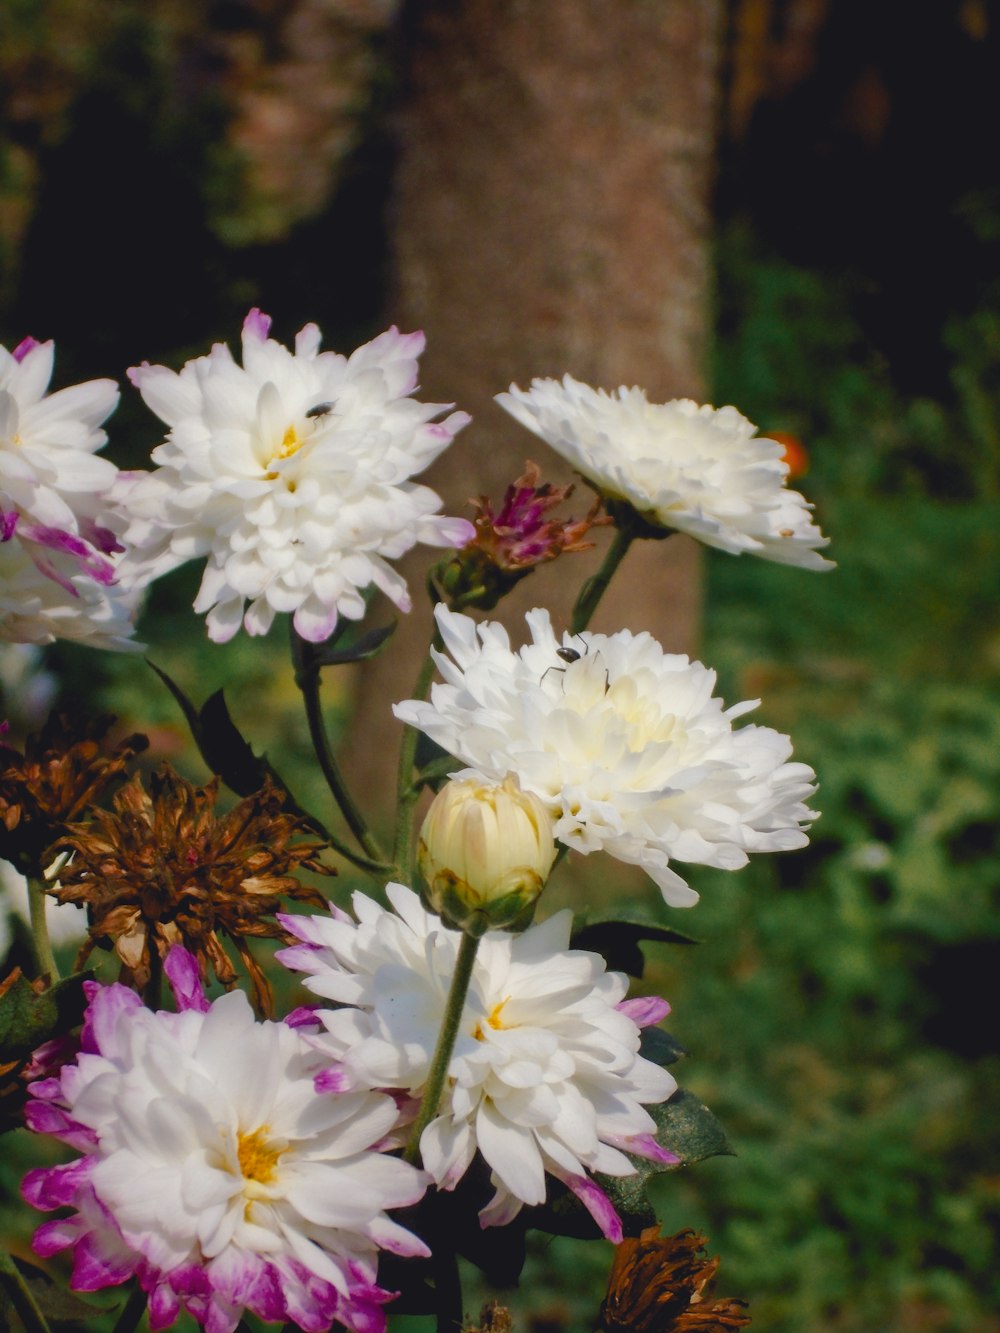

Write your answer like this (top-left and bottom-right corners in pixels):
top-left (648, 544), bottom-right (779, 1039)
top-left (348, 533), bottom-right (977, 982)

top-left (404, 930), bottom-right (481, 1165)
top-left (0, 1251), bottom-right (53, 1333)
top-left (110, 1284), bottom-right (148, 1333)
top-left (570, 525), bottom-right (635, 635)
top-left (290, 629), bottom-right (390, 869)
top-left (393, 643), bottom-right (439, 886)
top-left (26, 877), bottom-right (58, 984)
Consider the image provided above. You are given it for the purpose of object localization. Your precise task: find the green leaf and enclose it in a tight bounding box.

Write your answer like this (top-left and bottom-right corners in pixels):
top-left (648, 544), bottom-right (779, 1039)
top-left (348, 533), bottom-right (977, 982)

top-left (639, 1025), bottom-right (688, 1067)
top-left (148, 661), bottom-right (330, 839)
top-left (309, 621), bottom-right (398, 667)
top-left (571, 903), bottom-right (700, 977)
top-left (0, 1255), bottom-right (113, 1323)
top-left (0, 972), bottom-right (89, 1063)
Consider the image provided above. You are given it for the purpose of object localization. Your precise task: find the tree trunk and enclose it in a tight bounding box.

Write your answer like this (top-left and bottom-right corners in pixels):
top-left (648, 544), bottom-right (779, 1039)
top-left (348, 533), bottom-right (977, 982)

top-left (349, 0), bottom-right (723, 814)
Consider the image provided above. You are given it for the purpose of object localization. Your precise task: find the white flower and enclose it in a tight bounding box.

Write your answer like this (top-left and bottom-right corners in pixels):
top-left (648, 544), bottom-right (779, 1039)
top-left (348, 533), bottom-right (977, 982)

top-left (122, 310), bottom-right (474, 643)
top-left (0, 529), bottom-right (141, 651)
top-left (23, 949), bottom-right (429, 1333)
top-left (496, 377), bottom-right (833, 569)
top-left (0, 336), bottom-right (120, 534)
top-left (0, 336), bottom-right (140, 650)
top-left (394, 605), bottom-right (818, 906)
top-left (278, 884), bottom-right (678, 1240)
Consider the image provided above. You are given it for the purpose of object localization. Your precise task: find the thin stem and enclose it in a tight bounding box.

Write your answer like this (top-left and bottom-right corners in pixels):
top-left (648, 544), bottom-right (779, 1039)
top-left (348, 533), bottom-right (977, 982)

top-left (0, 1251), bottom-right (53, 1333)
top-left (290, 629), bottom-right (390, 869)
top-left (110, 1284), bottom-right (148, 1333)
top-left (570, 526), bottom-right (635, 635)
top-left (26, 877), bottom-right (58, 984)
top-left (393, 643), bottom-right (439, 885)
top-left (404, 930), bottom-right (481, 1165)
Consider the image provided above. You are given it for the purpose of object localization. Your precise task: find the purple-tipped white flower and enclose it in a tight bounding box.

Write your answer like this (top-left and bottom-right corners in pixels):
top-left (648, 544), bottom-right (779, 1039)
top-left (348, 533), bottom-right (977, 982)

top-left (0, 336), bottom-right (140, 649)
top-left (496, 377), bottom-right (833, 569)
top-left (394, 606), bottom-right (818, 907)
top-left (278, 884), bottom-right (678, 1240)
top-left (122, 311), bottom-right (474, 643)
top-left (22, 948), bottom-right (429, 1333)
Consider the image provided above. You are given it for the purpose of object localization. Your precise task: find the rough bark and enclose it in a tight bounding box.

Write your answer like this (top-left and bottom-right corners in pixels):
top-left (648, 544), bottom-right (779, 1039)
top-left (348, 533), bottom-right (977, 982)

top-left (349, 0), bottom-right (723, 810)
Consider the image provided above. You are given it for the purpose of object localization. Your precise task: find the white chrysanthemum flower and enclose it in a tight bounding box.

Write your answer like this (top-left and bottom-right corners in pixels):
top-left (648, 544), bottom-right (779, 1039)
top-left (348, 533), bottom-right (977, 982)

top-left (122, 310), bottom-right (474, 643)
top-left (0, 336), bottom-right (140, 650)
top-left (278, 884), bottom-right (678, 1240)
top-left (394, 605), bottom-right (818, 906)
top-left (23, 949), bottom-right (429, 1333)
top-left (0, 529), bottom-right (141, 651)
top-left (0, 336), bottom-right (120, 533)
top-left (496, 377), bottom-right (833, 569)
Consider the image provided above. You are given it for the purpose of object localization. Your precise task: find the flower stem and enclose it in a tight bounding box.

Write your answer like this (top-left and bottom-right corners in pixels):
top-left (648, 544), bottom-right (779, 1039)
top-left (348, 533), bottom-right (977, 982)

top-left (404, 929), bottom-right (481, 1166)
top-left (393, 643), bottom-right (439, 886)
top-left (110, 1284), bottom-right (148, 1333)
top-left (0, 1250), bottom-right (53, 1333)
top-left (26, 876), bottom-right (58, 984)
top-left (291, 629), bottom-right (390, 869)
top-left (570, 526), bottom-right (635, 634)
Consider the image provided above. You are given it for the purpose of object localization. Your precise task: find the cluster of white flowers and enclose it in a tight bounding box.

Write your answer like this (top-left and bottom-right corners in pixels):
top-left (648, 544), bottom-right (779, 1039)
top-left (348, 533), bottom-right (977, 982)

top-left (10, 313), bottom-right (834, 1333)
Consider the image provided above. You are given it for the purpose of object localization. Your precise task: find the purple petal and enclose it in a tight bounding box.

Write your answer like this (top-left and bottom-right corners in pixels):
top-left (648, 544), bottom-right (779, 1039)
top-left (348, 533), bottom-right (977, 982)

top-left (21, 524), bottom-right (117, 585)
top-left (81, 982), bottom-right (144, 1055)
top-left (71, 1229), bottom-right (136, 1291)
top-left (313, 1065), bottom-right (352, 1094)
top-left (616, 1132), bottom-right (680, 1166)
top-left (560, 1173), bottom-right (623, 1243)
top-left (242, 308), bottom-right (272, 342)
top-left (0, 508), bottom-right (18, 541)
top-left (617, 995), bottom-right (671, 1027)
top-left (284, 1005), bottom-right (321, 1030)
top-left (164, 945), bottom-right (210, 1013)
top-left (12, 336), bottom-right (41, 362)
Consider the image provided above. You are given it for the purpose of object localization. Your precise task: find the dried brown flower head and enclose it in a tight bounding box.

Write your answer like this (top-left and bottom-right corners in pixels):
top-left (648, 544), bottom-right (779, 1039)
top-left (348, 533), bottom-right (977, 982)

top-left (432, 461), bottom-right (608, 611)
top-left (600, 1227), bottom-right (750, 1332)
top-left (0, 714), bottom-right (147, 877)
top-left (48, 765), bottom-right (333, 1013)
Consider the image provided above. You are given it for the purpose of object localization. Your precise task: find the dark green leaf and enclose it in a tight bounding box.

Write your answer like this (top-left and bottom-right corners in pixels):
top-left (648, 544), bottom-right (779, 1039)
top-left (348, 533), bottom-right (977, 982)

top-left (309, 621), bottom-right (398, 667)
top-left (3, 1256), bottom-right (113, 1323)
top-left (571, 904), bottom-right (700, 977)
top-left (148, 662), bottom-right (330, 839)
top-left (639, 1026), bottom-right (688, 1067)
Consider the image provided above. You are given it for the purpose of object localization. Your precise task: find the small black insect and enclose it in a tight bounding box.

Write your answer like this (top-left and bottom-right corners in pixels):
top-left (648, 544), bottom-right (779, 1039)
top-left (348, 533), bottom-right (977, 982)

top-left (556, 646), bottom-right (582, 665)
top-left (306, 401), bottom-right (336, 420)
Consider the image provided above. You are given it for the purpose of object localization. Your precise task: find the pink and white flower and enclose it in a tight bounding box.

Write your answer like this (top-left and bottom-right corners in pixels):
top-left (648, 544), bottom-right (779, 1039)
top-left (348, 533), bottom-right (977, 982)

top-left (122, 311), bottom-right (474, 643)
top-left (0, 336), bottom-right (140, 648)
top-left (278, 884), bottom-right (678, 1241)
top-left (22, 948), bottom-right (429, 1333)
top-left (496, 376), bottom-right (833, 569)
top-left (394, 605), bottom-right (818, 906)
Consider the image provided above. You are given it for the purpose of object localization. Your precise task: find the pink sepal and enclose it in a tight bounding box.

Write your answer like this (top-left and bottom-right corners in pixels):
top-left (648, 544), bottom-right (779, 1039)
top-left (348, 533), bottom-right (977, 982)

top-left (164, 945), bottom-right (210, 1012)
top-left (617, 995), bottom-right (671, 1027)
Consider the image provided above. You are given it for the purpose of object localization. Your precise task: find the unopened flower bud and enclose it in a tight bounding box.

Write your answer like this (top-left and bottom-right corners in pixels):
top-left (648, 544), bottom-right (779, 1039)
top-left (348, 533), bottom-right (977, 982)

top-left (417, 775), bottom-right (556, 935)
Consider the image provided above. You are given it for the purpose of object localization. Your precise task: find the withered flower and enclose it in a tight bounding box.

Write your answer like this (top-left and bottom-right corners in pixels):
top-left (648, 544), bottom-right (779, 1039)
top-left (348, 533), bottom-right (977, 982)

top-left (600, 1228), bottom-right (750, 1332)
top-left (0, 713), bottom-right (147, 877)
top-left (432, 461), bottom-right (607, 611)
top-left (48, 766), bottom-right (333, 1013)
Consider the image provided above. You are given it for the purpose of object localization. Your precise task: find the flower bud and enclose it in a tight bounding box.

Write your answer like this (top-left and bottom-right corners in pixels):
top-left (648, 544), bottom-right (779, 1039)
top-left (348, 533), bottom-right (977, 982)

top-left (417, 775), bottom-right (556, 935)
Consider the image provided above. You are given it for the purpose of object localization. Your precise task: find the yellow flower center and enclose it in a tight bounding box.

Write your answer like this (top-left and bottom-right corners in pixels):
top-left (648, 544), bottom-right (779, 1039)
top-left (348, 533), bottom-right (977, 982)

top-left (473, 997), bottom-right (512, 1040)
top-left (237, 1126), bottom-right (283, 1185)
